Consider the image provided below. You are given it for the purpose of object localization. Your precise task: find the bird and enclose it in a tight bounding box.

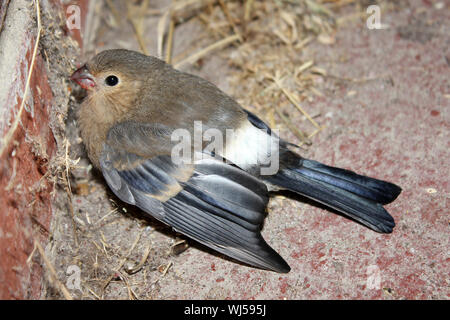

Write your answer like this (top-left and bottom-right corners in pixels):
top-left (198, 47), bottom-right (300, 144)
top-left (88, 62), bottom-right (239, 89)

top-left (71, 49), bottom-right (401, 273)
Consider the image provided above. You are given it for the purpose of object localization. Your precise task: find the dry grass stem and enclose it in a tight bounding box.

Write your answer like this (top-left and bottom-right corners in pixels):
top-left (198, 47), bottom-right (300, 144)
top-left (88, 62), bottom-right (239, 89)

top-left (105, 0), bottom-right (120, 25)
top-left (157, 10), bottom-right (171, 59)
top-left (0, 0), bottom-right (41, 157)
top-left (63, 139), bottom-right (79, 247)
top-left (218, 0), bottom-right (242, 41)
top-left (275, 108), bottom-right (312, 146)
top-left (126, 1), bottom-right (149, 55)
top-left (267, 73), bottom-right (322, 130)
top-left (165, 18), bottom-right (176, 64)
top-left (125, 243), bottom-right (152, 275)
top-left (33, 240), bottom-right (74, 300)
top-left (101, 230), bottom-right (143, 296)
top-left (174, 33), bottom-right (240, 69)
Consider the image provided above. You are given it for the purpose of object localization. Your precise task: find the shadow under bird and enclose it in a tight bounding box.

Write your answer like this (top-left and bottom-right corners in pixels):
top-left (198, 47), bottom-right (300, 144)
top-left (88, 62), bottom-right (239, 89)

top-left (71, 49), bottom-right (402, 273)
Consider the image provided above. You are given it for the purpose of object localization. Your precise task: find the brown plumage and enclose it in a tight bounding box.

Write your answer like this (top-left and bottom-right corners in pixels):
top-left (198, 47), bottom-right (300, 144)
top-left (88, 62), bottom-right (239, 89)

top-left (76, 49), bottom-right (246, 168)
top-left (71, 49), bottom-right (401, 273)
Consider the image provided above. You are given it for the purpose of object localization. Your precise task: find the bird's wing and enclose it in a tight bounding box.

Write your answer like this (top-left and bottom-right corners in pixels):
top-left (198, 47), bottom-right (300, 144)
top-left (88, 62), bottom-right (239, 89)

top-left (100, 121), bottom-right (290, 272)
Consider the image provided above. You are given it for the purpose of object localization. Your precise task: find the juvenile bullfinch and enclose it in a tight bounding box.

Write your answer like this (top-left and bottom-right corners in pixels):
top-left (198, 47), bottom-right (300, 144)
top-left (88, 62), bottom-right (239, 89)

top-left (71, 49), bottom-right (401, 273)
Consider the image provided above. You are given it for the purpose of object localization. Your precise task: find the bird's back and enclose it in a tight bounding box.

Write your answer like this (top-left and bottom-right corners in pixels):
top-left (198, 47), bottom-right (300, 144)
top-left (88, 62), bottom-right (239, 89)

top-left (131, 60), bottom-right (247, 134)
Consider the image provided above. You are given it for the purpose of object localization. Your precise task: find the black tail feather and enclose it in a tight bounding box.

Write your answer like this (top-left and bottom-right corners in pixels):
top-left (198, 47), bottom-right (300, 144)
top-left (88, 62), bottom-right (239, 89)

top-left (265, 154), bottom-right (401, 233)
top-left (299, 159), bottom-right (402, 205)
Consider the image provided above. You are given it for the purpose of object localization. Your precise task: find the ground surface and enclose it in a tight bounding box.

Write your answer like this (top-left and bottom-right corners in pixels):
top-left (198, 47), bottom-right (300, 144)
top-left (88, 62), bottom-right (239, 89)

top-left (47, 0), bottom-right (449, 299)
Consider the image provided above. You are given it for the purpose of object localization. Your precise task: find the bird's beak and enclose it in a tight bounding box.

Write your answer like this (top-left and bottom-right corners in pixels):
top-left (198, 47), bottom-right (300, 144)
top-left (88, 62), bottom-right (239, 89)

top-left (70, 64), bottom-right (95, 90)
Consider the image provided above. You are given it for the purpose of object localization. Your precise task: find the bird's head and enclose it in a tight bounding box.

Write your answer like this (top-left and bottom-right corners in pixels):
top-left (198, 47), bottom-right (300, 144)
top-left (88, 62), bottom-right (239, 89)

top-left (70, 49), bottom-right (154, 103)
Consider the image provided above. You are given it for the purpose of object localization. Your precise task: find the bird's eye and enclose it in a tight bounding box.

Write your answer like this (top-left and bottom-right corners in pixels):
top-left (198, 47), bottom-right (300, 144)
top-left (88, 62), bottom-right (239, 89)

top-left (105, 75), bottom-right (119, 86)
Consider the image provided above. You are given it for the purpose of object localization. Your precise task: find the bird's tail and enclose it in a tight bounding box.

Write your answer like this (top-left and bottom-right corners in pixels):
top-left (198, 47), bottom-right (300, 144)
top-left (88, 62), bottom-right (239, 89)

top-left (264, 152), bottom-right (402, 233)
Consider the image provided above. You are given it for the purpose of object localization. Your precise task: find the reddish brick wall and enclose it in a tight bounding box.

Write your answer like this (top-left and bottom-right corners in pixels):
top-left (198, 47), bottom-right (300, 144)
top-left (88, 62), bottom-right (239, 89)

top-left (0, 45), bottom-right (55, 300)
top-left (0, 0), bottom-right (89, 299)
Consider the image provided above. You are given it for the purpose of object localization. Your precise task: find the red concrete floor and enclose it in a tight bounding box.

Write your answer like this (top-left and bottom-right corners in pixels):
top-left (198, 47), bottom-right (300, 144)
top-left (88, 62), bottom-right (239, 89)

top-left (286, 1), bottom-right (449, 299)
top-left (149, 1), bottom-right (448, 300)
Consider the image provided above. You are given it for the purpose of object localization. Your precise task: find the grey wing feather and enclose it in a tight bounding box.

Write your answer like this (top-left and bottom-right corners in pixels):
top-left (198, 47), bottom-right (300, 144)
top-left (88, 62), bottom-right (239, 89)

top-left (162, 159), bottom-right (290, 272)
top-left (99, 121), bottom-right (290, 273)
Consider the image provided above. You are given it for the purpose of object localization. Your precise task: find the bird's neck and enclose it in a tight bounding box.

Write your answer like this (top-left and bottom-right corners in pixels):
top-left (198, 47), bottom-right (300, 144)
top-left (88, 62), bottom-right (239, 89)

top-left (77, 95), bottom-right (128, 168)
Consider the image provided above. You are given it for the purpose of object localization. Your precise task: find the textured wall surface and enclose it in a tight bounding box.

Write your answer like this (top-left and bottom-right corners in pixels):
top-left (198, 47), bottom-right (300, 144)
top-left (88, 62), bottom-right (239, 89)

top-left (0, 0), bottom-right (88, 299)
